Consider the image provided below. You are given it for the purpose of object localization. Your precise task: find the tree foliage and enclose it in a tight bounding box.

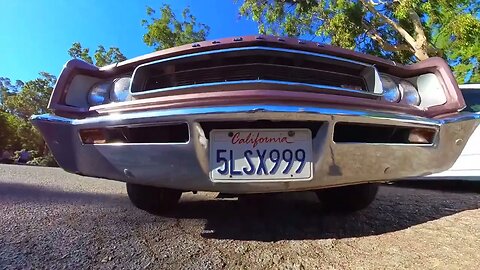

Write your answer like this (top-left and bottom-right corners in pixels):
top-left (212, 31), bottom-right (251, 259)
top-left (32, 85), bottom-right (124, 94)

top-left (94, 45), bottom-right (127, 67)
top-left (142, 5), bottom-right (210, 50)
top-left (2, 4), bottom-right (212, 158)
top-left (0, 106), bottom-right (44, 153)
top-left (0, 111), bottom-right (19, 151)
top-left (0, 72), bottom-right (56, 152)
top-left (68, 42), bottom-right (93, 64)
top-left (3, 72), bottom-right (56, 120)
top-left (238, 0), bottom-right (480, 83)
top-left (68, 42), bottom-right (127, 67)
top-left (0, 77), bottom-right (23, 106)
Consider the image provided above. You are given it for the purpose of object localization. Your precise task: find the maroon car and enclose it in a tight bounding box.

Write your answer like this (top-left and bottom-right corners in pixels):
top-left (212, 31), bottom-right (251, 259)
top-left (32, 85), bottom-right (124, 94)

top-left (32, 36), bottom-right (479, 214)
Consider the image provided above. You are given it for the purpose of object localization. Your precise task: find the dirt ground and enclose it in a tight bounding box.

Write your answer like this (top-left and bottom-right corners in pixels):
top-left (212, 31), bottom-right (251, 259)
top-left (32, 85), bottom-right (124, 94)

top-left (0, 164), bottom-right (479, 269)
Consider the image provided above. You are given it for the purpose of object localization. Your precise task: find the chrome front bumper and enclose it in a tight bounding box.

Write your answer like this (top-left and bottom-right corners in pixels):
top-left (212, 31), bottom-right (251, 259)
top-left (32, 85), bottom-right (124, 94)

top-left (32, 105), bottom-right (480, 193)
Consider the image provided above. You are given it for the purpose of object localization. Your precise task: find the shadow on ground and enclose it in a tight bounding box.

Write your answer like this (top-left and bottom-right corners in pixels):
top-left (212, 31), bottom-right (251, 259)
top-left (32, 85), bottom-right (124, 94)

top-left (393, 179), bottom-right (480, 193)
top-left (1, 181), bottom-right (479, 242)
top-left (170, 183), bottom-right (480, 241)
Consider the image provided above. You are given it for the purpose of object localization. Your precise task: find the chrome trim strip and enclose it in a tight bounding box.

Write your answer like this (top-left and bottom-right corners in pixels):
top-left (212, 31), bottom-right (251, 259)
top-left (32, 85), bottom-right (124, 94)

top-left (130, 46), bottom-right (377, 96)
top-left (32, 105), bottom-right (479, 127)
top-left (459, 84), bottom-right (480, 90)
top-left (131, 80), bottom-right (381, 98)
top-left (441, 112), bottom-right (480, 124)
top-left (133, 46), bottom-right (372, 70)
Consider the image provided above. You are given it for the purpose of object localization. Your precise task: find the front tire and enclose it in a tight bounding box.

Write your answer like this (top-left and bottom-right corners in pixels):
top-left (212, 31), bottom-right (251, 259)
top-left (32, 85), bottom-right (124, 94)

top-left (126, 183), bottom-right (182, 214)
top-left (315, 183), bottom-right (379, 212)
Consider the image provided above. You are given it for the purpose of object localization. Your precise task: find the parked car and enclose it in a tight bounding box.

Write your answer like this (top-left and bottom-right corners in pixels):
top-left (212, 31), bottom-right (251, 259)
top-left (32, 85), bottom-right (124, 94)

top-left (31, 36), bottom-right (479, 214)
top-left (425, 84), bottom-right (480, 180)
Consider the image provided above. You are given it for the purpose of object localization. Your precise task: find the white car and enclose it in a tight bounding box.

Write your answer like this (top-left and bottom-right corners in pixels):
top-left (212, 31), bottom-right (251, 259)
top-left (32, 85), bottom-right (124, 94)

top-left (427, 84), bottom-right (480, 180)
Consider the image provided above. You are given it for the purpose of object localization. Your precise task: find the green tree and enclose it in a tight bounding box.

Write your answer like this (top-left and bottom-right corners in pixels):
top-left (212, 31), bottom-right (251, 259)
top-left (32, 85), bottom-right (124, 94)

top-left (142, 5), bottom-right (210, 50)
top-left (14, 116), bottom-right (44, 151)
top-left (68, 42), bottom-right (93, 64)
top-left (0, 77), bottom-right (23, 108)
top-left (0, 112), bottom-right (44, 152)
top-left (68, 42), bottom-right (126, 67)
top-left (94, 45), bottom-right (127, 67)
top-left (0, 111), bottom-right (19, 150)
top-left (238, 0), bottom-right (480, 83)
top-left (3, 72), bottom-right (56, 120)
top-left (1, 73), bottom-right (55, 153)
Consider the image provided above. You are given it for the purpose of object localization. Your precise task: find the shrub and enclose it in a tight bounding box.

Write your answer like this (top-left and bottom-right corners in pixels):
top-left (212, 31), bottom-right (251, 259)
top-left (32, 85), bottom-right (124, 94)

top-left (27, 153), bottom-right (58, 167)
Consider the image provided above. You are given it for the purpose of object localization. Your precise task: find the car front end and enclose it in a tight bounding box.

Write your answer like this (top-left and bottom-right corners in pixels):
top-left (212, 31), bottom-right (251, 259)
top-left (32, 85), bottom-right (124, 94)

top-left (32, 36), bottom-right (479, 212)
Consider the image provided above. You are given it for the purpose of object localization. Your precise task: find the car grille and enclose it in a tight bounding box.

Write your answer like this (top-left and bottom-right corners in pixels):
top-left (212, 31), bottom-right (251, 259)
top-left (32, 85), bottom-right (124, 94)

top-left (131, 46), bottom-right (379, 97)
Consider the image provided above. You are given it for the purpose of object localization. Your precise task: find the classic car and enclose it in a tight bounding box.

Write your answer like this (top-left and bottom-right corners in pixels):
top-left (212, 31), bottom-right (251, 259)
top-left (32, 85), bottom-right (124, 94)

top-left (31, 36), bottom-right (479, 214)
top-left (424, 84), bottom-right (480, 181)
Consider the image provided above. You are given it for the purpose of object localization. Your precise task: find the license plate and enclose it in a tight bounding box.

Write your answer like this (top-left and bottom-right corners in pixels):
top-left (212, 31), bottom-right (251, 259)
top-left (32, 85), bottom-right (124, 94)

top-left (209, 129), bottom-right (313, 181)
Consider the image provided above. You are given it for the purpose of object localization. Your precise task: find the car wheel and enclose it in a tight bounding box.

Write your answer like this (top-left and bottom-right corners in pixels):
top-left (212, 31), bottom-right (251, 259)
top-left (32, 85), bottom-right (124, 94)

top-left (126, 183), bottom-right (182, 214)
top-left (315, 183), bottom-right (379, 212)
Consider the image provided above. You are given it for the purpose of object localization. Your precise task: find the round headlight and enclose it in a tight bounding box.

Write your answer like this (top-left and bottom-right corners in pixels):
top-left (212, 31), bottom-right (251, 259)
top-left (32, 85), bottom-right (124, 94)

top-left (88, 81), bottom-right (111, 106)
top-left (380, 75), bottom-right (401, 103)
top-left (110, 77), bottom-right (132, 102)
top-left (399, 80), bottom-right (421, 106)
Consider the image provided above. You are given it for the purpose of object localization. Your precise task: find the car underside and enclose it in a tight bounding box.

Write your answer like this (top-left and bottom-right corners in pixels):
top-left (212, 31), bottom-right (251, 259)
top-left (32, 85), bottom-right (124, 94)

top-left (32, 36), bottom-right (480, 214)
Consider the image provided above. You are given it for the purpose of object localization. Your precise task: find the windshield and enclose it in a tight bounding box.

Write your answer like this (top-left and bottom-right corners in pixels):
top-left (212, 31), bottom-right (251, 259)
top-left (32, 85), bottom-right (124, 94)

top-left (462, 89), bottom-right (480, 112)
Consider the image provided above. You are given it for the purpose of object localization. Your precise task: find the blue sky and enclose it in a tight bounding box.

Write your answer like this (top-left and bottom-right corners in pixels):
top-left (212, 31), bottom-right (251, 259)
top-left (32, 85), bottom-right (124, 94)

top-left (0, 0), bottom-right (259, 82)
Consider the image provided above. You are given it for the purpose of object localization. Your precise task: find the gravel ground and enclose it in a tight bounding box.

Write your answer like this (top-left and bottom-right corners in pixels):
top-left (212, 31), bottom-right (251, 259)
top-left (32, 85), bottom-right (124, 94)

top-left (0, 164), bottom-right (479, 270)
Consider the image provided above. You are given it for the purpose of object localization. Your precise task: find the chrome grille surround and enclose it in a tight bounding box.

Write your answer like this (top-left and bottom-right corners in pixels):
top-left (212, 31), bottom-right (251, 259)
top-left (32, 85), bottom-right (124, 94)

top-left (130, 46), bottom-right (383, 98)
